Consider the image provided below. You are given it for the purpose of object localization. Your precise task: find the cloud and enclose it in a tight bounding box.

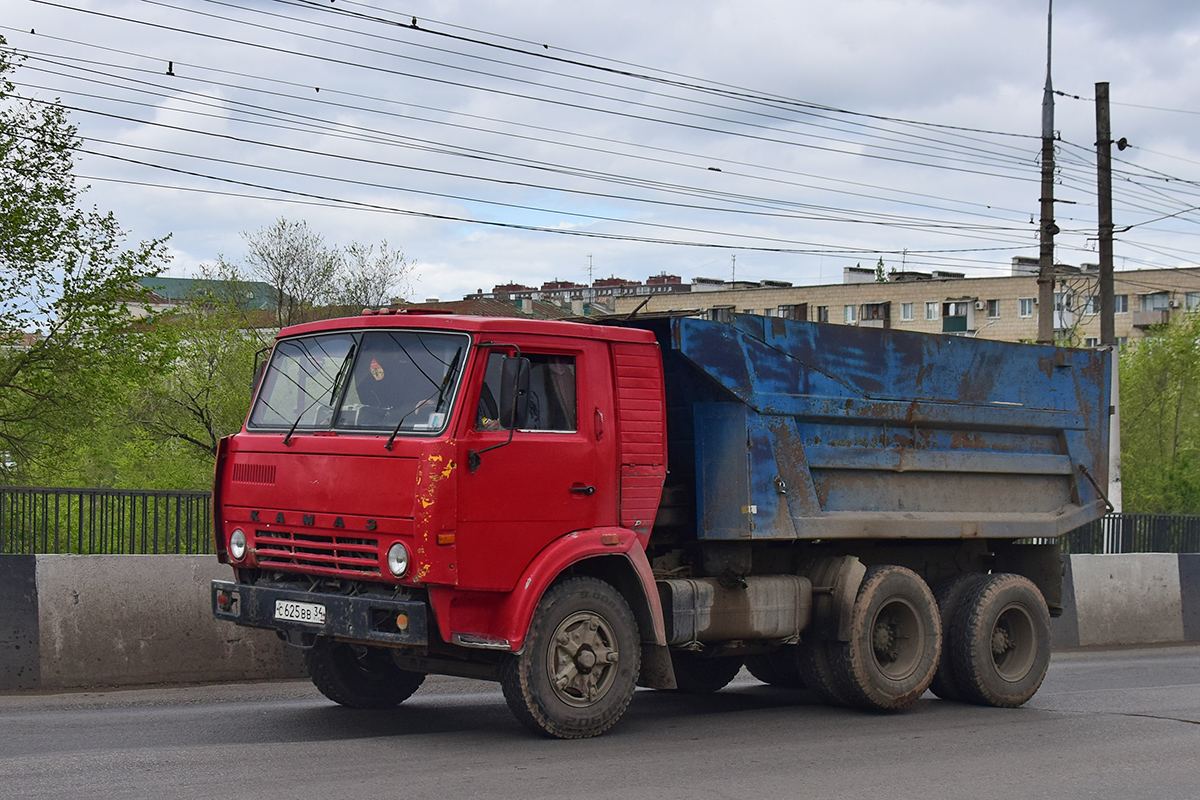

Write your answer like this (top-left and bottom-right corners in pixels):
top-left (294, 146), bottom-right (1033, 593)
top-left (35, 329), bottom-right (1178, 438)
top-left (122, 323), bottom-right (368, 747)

top-left (5, 0), bottom-right (1199, 300)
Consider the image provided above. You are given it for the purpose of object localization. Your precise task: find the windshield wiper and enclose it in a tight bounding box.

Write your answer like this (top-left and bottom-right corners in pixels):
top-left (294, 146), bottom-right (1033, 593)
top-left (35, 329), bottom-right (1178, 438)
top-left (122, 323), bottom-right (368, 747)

top-left (385, 348), bottom-right (462, 451)
top-left (328, 342), bottom-right (357, 405)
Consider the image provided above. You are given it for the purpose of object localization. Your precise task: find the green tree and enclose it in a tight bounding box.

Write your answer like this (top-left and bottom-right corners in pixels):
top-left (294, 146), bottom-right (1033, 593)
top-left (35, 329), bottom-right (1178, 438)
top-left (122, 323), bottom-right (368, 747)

top-left (0, 39), bottom-right (169, 476)
top-left (1119, 311), bottom-right (1200, 513)
top-left (130, 264), bottom-right (270, 462)
top-left (19, 265), bottom-right (268, 490)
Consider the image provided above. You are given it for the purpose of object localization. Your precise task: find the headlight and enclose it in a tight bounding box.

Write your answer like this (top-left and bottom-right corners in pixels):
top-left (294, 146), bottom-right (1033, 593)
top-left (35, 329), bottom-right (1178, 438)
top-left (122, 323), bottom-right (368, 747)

top-left (229, 528), bottom-right (247, 561)
top-left (386, 542), bottom-right (409, 577)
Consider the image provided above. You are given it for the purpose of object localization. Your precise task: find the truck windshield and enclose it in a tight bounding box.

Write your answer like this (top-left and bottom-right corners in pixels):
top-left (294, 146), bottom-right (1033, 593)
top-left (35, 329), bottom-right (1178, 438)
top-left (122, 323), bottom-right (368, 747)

top-left (248, 330), bottom-right (467, 436)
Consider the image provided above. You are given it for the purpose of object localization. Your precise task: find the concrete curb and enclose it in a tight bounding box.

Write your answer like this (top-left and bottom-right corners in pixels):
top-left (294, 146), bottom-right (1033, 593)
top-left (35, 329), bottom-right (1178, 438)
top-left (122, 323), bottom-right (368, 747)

top-left (2, 552), bottom-right (1196, 691)
top-left (1, 555), bottom-right (305, 692)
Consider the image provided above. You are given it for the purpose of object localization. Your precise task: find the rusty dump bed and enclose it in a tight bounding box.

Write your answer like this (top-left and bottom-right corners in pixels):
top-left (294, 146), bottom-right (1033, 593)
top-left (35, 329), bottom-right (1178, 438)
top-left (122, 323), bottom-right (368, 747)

top-left (628, 314), bottom-right (1112, 542)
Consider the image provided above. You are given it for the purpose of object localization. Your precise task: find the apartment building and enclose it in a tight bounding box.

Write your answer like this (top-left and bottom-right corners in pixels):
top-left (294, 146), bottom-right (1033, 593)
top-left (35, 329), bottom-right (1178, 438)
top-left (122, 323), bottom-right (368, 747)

top-left (608, 260), bottom-right (1200, 345)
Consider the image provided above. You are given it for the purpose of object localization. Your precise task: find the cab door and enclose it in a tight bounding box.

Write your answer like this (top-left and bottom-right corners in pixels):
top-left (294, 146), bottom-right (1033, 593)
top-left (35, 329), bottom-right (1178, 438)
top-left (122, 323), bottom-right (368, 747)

top-left (455, 338), bottom-right (617, 592)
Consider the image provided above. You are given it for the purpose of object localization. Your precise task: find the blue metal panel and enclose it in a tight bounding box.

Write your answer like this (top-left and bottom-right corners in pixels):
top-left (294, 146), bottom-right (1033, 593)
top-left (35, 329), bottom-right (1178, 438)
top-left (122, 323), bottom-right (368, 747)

top-left (693, 403), bottom-right (750, 539)
top-left (670, 314), bottom-right (1112, 541)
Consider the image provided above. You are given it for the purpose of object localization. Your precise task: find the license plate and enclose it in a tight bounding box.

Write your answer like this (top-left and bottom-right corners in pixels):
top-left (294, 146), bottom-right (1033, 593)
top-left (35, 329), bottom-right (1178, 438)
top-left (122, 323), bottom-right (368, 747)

top-left (274, 600), bottom-right (326, 625)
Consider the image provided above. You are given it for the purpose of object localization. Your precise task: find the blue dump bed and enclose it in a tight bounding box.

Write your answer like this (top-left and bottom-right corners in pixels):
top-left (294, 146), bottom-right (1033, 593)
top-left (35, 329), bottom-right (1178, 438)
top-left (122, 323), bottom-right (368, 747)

top-left (637, 314), bottom-right (1112, 542)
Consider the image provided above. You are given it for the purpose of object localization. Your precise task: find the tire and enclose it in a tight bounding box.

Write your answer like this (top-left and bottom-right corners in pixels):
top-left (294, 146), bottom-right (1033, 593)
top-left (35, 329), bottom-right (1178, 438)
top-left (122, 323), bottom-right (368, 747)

top-left (950, 573), bottom-right (1051, 708)
top-left (745, 646), bottom-right (805, 688)
top-left (928, 572), bottom-right (987, 702)
top-left (797, 640), bottom-right (855, 707)
top-left (305, 638), bottom-right (426, 709)
top-left (500, 577), bottom-right (640, 739)
top-left (829, 565), bottom-right (941, 712)
top-left (670, 651), bottom-right (744, 693)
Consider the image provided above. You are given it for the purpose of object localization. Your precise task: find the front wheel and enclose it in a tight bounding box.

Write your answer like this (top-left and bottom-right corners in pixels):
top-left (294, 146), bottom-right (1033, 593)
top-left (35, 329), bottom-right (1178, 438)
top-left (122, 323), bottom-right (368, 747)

top-left (500, 577), bottom-right (640, 739)
top-left (950, 573), bottom-right (1051, 708)
top-left (305, 638), bottom-right (426, 709)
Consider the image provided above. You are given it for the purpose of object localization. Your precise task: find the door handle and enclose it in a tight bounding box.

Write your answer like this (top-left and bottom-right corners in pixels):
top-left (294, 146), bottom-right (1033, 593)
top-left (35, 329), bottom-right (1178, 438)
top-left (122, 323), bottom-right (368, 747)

top-left (570, 485), bottom-right (596, 496)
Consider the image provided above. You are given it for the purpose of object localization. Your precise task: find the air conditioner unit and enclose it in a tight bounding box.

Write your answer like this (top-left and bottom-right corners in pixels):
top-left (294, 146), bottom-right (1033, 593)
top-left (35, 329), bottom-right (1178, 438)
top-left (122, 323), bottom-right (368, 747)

top-left (1169, 300), bottom-right (1181, 308)
top-left (974, 301), bottom-right (986, 310)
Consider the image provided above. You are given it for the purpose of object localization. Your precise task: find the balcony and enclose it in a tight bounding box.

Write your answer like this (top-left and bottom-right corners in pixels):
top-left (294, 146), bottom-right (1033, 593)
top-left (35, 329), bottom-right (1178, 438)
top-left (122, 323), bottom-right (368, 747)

top-left (1132, 310), bottom-right (1170, 328)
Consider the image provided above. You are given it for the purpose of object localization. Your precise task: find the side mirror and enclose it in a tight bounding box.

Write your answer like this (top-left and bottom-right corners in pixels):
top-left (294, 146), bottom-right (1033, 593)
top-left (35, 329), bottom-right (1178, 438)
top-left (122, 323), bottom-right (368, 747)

top-left (498, 356), bottom-right (530, 430)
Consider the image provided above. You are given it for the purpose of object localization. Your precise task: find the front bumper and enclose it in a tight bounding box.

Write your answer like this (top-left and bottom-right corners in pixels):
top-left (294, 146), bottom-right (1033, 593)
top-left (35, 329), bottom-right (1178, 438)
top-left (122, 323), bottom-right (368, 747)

top-left (211, 579), bottom-right (429, 646)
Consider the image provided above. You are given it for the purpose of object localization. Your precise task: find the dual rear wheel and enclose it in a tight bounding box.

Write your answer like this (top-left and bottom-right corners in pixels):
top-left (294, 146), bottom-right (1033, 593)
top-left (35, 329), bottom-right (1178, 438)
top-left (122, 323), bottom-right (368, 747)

top-left (940, 573), bottom-right (1052, 707)
top-left (750, 567), bottom-right (1051, 712)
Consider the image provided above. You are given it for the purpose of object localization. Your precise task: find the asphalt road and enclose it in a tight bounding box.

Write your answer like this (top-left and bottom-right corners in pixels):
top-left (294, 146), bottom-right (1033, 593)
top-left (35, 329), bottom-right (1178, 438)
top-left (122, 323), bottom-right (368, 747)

top-left (2, 645), bottom-right (1199, 800)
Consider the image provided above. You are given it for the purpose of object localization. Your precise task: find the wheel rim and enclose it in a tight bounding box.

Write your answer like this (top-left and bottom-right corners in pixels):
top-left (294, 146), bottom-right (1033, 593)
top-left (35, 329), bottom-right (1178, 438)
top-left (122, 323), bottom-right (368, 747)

top-left (991, 603), bottom-right (1037, 682)
top-left (869, 596), bottom-right (924, 681)
top-left (545, 610), bottom-right (621, 708)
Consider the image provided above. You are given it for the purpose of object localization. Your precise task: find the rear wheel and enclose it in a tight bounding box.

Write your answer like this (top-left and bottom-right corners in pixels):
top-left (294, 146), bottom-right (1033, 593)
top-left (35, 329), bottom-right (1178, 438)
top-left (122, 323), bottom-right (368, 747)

top-left (929, 572), bottom-right (987, 702)
top-left (829, 565), bottom-right (941, 712)
top-left (745, 646), bottom-right (805, 688)
top-left (951, 573), bottom-right (1051, 708)
top-left (500, 577), bottom-right (640, 739)
top-left (670, 651), bottom-right (744, 693)
top-left (306, 638), bottom-right (425, 709)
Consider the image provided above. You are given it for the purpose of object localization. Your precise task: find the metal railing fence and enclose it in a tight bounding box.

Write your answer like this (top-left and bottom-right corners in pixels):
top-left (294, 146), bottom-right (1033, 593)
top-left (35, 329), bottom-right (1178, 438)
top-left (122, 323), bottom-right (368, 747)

top-left (1, 487), bottom-right (1197, 557)
top-left (1062, 513), bottom-right (1200, 555)
top-left (0, 487), bottom-right (213, 555)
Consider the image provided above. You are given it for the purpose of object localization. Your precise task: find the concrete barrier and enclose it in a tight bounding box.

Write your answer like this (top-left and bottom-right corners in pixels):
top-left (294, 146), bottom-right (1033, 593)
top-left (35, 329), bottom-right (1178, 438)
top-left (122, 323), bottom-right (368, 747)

top-left (1051, 553), bottom-right (1200, 649)
top-left (0, 555), bottom-right (305, 691)
top-left (1, 552), bottom-right (1197, 692)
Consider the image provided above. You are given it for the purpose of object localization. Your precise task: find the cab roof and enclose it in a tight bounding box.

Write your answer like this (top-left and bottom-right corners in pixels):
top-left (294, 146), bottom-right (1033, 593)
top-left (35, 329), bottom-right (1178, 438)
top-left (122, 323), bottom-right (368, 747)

top-left (278, 311), bottom-right (656, 345)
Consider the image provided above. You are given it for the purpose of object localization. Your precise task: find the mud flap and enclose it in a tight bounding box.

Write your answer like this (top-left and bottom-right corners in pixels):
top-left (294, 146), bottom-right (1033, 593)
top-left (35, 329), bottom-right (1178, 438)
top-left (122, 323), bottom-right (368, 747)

top-left (638, 643), bottom-right (677, 690)
top-left (805, 555), bottom-right (867, 642)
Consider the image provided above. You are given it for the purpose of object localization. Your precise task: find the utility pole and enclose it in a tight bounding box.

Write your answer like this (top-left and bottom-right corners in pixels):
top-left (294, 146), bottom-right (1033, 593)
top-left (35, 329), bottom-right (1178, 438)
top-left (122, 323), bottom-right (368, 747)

top-left (1037, 0), bottom-right (1058, 345)
top-left (1095, 82), bottom-right (1116, 346)
top-left (731, 254), bottom-right (736, 286)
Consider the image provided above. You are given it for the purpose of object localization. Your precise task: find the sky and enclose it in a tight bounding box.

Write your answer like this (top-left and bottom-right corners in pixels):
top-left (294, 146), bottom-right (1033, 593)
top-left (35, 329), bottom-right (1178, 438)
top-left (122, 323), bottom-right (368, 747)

top-left (3, 0), bottom-right (1200, 303)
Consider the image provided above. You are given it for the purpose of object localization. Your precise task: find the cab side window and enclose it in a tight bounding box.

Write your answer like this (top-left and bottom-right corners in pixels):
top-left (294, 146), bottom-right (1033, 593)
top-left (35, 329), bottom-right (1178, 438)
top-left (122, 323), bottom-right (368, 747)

top-left (476, 353), bottom-right (576, 432)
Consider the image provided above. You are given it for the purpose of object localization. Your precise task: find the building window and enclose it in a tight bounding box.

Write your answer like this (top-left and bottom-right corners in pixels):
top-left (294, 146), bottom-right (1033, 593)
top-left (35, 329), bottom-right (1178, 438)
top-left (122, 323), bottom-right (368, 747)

top-left (861, 302), bottom-right (890, 322)
top-left (1115, 294), bottom-right (1128, 313)
top-left (1084, 337), bottom-right (1100, 348)
top-left (1083, 295), bottom-right (1098, 315)
top-left (779, 303), bottom-right (807, 321)
top-left (763, 307), bottom-right (777, 317)
top-left (707, 306), bottom-right (733, 323)
top-left (986, 299), bottom-right (1000, 318)
top-left (843, 305), bottom-right (857, 324)
top-left (900, 302), bottom-right (914, 321)
top-left (1018, 297), bottom-right (1035, 318)
top-left (925, 301), bottom-right (939, 321)
top-left (1140, 292), bottom-right (1169, 311)
top-left (816, 306), bottom-right (829, 323)
top-left (1186, 291), bottom-right (1199, 311)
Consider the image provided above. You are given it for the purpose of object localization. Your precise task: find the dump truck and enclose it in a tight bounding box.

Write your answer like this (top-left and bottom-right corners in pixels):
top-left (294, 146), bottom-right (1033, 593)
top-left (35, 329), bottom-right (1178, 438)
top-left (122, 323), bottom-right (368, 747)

top-left (211, 311), bottom-right (1112, 738)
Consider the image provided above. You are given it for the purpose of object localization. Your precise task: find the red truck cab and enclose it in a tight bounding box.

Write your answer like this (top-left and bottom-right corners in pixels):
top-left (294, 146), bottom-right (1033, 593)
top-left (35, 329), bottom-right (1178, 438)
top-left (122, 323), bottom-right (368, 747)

top-left (213, 311), bottom-right (668, 737)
